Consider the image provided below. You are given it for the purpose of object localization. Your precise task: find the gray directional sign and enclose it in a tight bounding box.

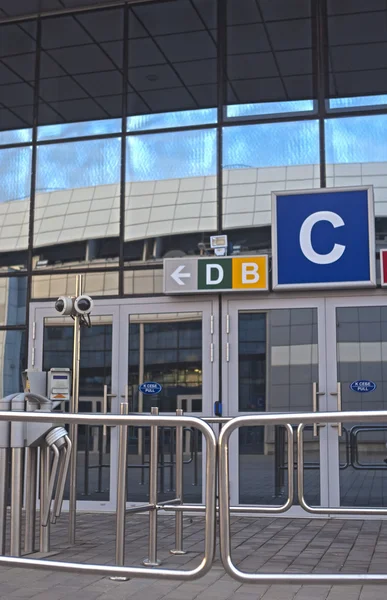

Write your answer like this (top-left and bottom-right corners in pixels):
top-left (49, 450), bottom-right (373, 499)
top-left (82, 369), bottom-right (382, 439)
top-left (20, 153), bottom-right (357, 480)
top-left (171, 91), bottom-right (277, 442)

top-left (164, 258), bottom-right (198, 294)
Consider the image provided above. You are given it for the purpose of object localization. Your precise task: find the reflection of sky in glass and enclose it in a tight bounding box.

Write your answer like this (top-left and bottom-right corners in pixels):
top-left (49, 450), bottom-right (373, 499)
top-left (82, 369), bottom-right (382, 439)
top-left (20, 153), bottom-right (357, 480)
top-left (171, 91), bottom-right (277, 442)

top-left (1, 147), bottom-right (32, 203)
top-left (127, 108), bottom-right (217, 131)
top-left (3, 98), bottom-right (387, 201)
top-left (227, 100), bottom-right (314, 118)
top-left (326, 115), bottom-right (387, 164)
top-left (126, 129), bottom-right (217, 180)
top-left (38, 119), bottom-right (121, 141)
top-left (0, 129), bottom-right (32, 145)
top-left (330, 95), bottom-right (387, 110)
top-left (224, 120), bottom-right (319, 168)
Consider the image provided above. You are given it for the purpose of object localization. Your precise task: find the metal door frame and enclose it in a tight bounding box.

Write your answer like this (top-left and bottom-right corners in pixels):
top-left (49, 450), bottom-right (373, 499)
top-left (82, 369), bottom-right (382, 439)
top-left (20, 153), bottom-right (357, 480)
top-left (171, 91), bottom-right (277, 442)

top-left (325, 294), bottom-right (387, 509)
top-left (118, 296), bottom-right (219, 507)
top-left (222, 294), bottom-right (328, 517)
top-left (30, 302), bottom-right (120, 512)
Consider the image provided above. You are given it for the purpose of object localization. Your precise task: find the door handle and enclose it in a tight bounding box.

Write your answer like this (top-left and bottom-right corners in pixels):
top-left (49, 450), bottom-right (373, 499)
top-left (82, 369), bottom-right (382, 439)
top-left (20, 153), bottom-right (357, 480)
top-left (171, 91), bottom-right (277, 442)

top-left (330, 382), bottom-right (342, 436)
top-left (103, 384), bottom-right (117, 436)
top-left (312, 382), bottom-right (325, 437)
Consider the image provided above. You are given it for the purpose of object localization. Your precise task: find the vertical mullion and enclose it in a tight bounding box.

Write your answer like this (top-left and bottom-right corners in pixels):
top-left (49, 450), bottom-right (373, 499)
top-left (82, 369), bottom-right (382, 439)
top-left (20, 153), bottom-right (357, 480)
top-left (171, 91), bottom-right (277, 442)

top-left (314, 0), bottom-right (328, 188)
top-left (119, 4), bottom-right (129, 297)
top-left (26, 16), bottom-right (41, 369)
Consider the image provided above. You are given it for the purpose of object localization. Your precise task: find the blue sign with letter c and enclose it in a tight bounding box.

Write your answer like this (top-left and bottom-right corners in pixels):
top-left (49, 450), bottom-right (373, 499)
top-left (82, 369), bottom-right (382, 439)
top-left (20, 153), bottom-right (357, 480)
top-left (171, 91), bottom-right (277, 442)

top-left (272, 187), bottom-right (376, 290)
top-left (138, 382), bottom-right (162, 395)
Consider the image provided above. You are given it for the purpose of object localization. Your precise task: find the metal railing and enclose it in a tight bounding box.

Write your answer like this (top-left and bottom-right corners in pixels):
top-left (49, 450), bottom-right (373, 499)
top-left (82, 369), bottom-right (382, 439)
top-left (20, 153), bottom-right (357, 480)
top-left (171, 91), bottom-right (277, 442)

top-left (3, 409), bottom-right (387, 585)
top-left (0, 408), bottom-right (217, 581)
top-left (218, 410), bottom-right (387, 585)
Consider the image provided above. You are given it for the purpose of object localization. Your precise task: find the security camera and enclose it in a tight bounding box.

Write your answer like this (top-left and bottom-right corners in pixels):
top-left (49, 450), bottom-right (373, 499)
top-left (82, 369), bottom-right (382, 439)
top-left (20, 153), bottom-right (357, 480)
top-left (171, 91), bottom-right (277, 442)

top-left (54, 296), bottom-right (75, 316)
top-left (74, 295), bottom-right (93, 315)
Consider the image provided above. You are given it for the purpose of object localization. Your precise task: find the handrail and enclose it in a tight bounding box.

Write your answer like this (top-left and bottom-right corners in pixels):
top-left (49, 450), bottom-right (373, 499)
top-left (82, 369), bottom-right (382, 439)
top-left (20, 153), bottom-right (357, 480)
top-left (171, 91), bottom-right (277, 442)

top-left (218, 410), bottom-right (387, 585)
top-left (0, 411), bottom-right (217, 582)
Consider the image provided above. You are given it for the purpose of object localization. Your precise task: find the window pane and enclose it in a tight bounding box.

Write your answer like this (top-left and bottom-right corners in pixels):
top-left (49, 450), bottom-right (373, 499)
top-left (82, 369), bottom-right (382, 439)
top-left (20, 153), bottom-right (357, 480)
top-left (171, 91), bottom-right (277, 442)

top-left (35, 137), bottom-right (120, 251)
top-left (125, 128), bottom-right (217, 242)
top-left (226, 0), bottom-right (314, 117)
top-left (127, 0), bottom-right (217, 128)
top-left (0, 331), bottom-right (26, 397)
top-left (32, 272), bottom-right (118, 298)
top-left (223, 120), bottom-right (319, 229)
top-left (0, 147), bottom-right (31, 266)
top-left (325, 115), bottom-right (387, 224)
top-left (38, 8), bottom-right (123, 137)
top-left (0, 277), bottom-right (27, 325)
top-left (327, 1), bottom-right (387, 108)
top-left (0, 21), bottom-right (36, 142)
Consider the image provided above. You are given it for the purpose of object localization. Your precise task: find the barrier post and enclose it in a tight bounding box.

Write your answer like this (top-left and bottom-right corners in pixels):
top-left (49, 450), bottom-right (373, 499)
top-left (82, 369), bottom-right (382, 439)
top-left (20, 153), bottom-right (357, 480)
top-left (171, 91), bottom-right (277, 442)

top-left (39, 446), bottom-right (51, 553)
top-left (111, 402), bottom-right (129, 582)
top-left (143, 407), bottom-right (161, 567)
top-left (170, 409), bottom-right (186, 555)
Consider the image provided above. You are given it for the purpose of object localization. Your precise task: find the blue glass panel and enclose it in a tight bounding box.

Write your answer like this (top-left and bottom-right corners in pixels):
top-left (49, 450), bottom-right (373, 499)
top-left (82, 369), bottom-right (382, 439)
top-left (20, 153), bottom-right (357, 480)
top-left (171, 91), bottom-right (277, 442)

top-left (0, 129), bottom-right (32, 145)
top-left (126, 128), bottom-right (216, 181)
top-left (330, 96), bottom-right (387, 110)
top-left (36, 137), bottom-right (121, 191)
top-left (127, 108), bottom-right (217, 131)
top-left (0, 147), bottom-right (32, 202)
top-left (223, 121), bottom-right (319, 168)
top-left (2, 331), bottom-right (25, 396)
top-left (0, 278), bottom-right (27, 325)
top-left (227, 100), bottom-right (314, 119)
top-left (325, 115), bottom-right (387, 164)
top-left (38, 119), bottom-right (121, 141)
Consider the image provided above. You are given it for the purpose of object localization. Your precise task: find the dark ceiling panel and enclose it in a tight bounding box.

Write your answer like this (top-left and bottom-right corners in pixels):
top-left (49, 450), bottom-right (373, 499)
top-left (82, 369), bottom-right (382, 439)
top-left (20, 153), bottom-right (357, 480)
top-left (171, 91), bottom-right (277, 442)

top-left (128, 38), bottom-right (166, 68)
top-left (0, 81), bottom-right (34, 107)
top-left (75, 70), bottom-right (122, 96)
top-left (259, 0), bottom-right (311, 21)
top-left (141, 87), bottom-right (197, 112)
top-left (76, 8), bottom-right (124, 42)
top-left (0, 61), bottom-right (20, 84)
top-left (48, 44), bottom-right (116, 74)
top-left (44, 97), bottom-right (109, 120)
top-left (328, 12), bottom-right (387, 46)
top-left (276, 49), bottom-right (313, 77)
top-left (227, 0), bottom-right (261, 26)
top-left (128, 64), bottom-right (184, 92)
top-left (156, 31), bottom-right (217, 63)
top-left (227, 53), bottom-right (279, 80)
top-left (231, 77), bottom-right (286, 103)
top-left (327, 0), bottom-right (385, 16)
top-left (2, 53), bottom-right (35, 80)
top-left (266, 19), bottom-right (312, 51)
top-left (0, 23), bottom-right (36, 56)
top-left (133, 1), bottom-right (206, 36)
top-left (39, 76), bottom-right (88, 101)
top-left (174, 58), bottom-right (217, 85)
top-left (189, 83), bottom-right (217, 106)
top-left (0, 107), bottom-right (28, 129)
top-left (41, 15), bottom-right (94, 49)
top-left (330, 43), bottom-right (387, 72)
top-left (284, 75), bottom-right (313, 100)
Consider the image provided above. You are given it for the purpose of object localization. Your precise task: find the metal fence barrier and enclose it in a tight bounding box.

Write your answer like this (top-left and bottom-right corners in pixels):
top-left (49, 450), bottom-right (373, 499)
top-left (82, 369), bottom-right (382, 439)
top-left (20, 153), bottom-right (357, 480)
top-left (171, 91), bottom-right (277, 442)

top-left (218, 410), bottom-right (387, 585)
top-left (0, 409), bottom-right (217, 581)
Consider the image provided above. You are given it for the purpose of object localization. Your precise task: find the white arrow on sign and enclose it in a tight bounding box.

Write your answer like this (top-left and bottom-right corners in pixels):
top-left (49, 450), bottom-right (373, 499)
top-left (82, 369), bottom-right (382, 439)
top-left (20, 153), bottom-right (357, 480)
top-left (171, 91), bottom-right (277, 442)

top-left (171, 265), bottom-right (191, 286)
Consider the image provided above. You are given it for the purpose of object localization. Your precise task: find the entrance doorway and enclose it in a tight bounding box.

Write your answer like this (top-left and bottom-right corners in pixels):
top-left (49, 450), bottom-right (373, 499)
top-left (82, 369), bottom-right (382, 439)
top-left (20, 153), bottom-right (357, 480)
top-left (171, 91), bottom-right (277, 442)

top-left (30, 293), bottom-right (387, 513)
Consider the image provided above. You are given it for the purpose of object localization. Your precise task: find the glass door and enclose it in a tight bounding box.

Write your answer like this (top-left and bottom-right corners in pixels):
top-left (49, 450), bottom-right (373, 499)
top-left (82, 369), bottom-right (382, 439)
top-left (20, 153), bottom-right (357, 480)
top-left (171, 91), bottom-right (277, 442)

top-left (119, 298), bottom-right (218, 506)
top-left (224, 296), bottom-right (329, 514)
top-left (326, 296), bottom-right (387, 509)
top-left (32, 303), bottom-right (120, 511)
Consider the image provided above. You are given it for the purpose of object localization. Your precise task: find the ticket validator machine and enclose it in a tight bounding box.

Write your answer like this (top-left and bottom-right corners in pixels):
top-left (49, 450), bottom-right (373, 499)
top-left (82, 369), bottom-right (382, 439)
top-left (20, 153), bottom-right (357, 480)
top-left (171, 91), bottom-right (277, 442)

top-left (0, 367), bottom-right (72, 558)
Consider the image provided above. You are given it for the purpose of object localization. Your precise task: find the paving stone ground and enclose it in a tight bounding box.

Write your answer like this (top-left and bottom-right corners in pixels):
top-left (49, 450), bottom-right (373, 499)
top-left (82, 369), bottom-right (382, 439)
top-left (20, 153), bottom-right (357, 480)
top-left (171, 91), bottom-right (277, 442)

top-left (1, 514), bottom-right (387, 599)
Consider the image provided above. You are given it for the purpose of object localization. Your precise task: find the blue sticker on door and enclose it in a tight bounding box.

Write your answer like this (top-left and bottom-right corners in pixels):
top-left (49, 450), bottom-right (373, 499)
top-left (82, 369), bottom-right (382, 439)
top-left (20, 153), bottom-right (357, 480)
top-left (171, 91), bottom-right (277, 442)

top-left (272, 187), bottom-right (375, 289)
top-left (350, 380), bottom-right (377, 393)
top-left (138, 382), bottom-right (162, 395)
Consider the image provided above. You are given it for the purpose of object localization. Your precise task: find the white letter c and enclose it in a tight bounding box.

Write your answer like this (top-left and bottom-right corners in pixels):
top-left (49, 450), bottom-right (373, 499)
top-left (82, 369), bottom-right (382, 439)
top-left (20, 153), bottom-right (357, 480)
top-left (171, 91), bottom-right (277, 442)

top-left (299, 211), bottom-right (345, 265)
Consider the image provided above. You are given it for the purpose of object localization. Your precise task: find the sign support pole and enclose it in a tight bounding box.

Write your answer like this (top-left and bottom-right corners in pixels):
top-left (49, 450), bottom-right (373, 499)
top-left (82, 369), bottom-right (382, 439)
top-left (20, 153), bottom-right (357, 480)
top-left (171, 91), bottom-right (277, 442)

top-left (68, 274), bottom-right (83, 545)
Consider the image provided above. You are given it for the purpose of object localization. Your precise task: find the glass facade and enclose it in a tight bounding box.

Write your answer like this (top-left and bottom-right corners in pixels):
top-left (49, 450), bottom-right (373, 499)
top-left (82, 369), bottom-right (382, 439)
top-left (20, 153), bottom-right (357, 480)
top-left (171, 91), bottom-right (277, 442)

top-left (1, 0), bottom-right (387, 380)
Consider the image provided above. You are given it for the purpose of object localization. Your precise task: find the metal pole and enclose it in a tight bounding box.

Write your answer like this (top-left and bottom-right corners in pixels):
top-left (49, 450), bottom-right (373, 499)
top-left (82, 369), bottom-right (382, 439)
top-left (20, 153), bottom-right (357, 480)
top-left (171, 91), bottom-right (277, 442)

top-left (40, 446), bottom-right (51, 553)
top-left (24, 447), bottom-right (38, 554)
top-left (0, 395), bottom-right (11, 556)
top-left (143, 407), bottom-right (161, 567)
top-left (10, 448), bottom-right (24, 557)
top-left (138, 322), bottom-right (144, 454)
top-left (111, 402), bottom-right (129, 582)
top-left (170, 409), bottom-right (186, 555)
top-left (0, 448), bottom-right (9, 555)
top-left (68, 274), bottom-right (83, 544)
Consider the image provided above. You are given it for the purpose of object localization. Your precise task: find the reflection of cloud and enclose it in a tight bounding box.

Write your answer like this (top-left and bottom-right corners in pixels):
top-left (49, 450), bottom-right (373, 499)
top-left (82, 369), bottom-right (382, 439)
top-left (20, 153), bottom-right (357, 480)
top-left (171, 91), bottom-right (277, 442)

top-left (3, 101), bottom-right (387, 202)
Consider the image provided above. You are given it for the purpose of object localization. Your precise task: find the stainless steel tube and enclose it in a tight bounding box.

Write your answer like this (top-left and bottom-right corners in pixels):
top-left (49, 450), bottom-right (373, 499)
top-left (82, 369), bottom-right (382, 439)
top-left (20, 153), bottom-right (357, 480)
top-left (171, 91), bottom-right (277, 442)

top-left (24, 447), bottom-right (38, 554)
top-left (43, 445), bottom-right (60, 527)
top-left (52, 436), bottom-right (72, 523)
top-left (110, 402), bottom-right (129, 582)
top-left (143, 407), bottom-right (160, 567)
top-left (0, 448), bottom-right (9, 555)
top-left (115, 403), bottom-right (129, 566)
top-left (40, 446), bottom-right (51, 553)
top-left (10, 448), bottom-right (24, 557)
top-left (69, 274), bottom-right (82, 545)
top-left (170, 409), bottom-right (185, 555)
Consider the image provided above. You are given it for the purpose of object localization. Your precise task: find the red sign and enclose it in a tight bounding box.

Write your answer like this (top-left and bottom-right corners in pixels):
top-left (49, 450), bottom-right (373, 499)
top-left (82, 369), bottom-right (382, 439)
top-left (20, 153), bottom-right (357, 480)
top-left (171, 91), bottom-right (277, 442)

top-left (380, 250), bottom-right (387, 286)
